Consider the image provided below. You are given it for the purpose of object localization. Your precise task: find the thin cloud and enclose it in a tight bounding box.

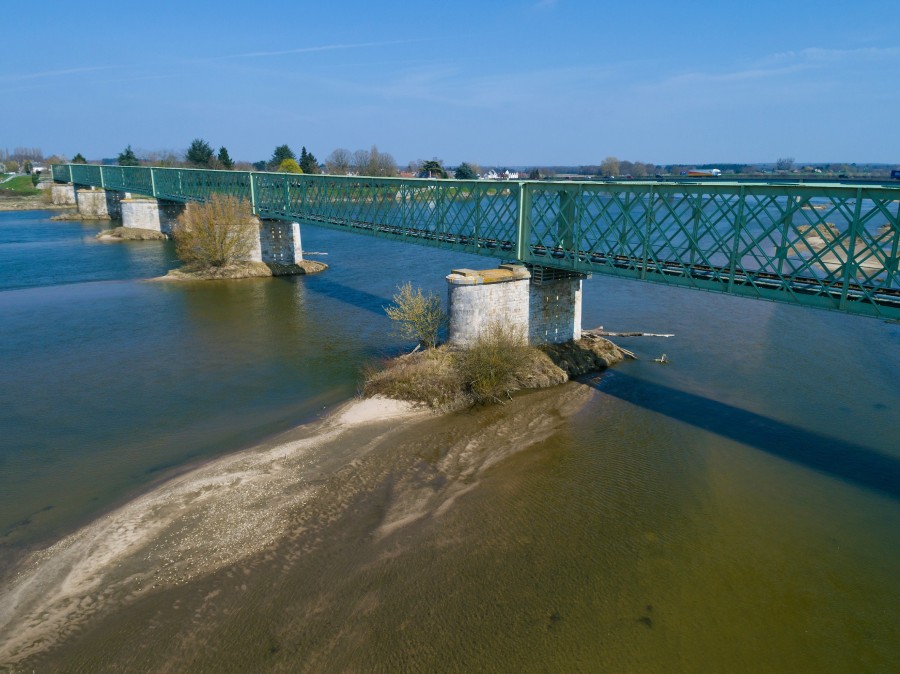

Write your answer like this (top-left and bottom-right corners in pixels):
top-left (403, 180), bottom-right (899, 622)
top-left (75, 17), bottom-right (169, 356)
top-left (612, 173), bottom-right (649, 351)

top-left (210, 39), bottom-right (426, 61)
top-left (647, 63), bottom-right (812, 90)
top-left (0, 65), bottom-right (118, 83)
top-left (765, 46), bottom-right (900, 65)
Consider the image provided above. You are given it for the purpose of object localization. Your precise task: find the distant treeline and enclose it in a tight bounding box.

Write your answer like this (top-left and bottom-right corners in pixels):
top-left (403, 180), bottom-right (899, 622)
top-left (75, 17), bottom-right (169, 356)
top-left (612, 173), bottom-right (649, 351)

top-left (499, 160), bottom-right (899, 178)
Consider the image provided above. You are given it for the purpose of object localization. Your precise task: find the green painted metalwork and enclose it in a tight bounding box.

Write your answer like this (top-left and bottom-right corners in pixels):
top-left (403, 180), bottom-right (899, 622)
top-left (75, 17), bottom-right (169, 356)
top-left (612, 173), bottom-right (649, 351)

top-left (51, 164), bottom-right (900, 319)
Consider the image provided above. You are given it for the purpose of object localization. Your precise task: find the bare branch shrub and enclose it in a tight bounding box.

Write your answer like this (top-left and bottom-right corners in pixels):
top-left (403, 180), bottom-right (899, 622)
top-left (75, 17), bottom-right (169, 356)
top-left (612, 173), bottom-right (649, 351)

top-left (173, 194), bottom-right (257, 268)
top-left (384, 282), bottom-right (446, 349)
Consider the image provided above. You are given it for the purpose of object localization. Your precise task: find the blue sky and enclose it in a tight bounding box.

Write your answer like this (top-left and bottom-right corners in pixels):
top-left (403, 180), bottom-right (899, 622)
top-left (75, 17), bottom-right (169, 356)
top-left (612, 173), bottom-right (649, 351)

top-left (3, 0), bottom-right (899, 166)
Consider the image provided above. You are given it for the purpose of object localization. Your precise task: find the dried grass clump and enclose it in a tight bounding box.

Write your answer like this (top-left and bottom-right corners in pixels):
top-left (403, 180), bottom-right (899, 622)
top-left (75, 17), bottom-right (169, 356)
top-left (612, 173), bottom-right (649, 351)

top-left (364, 323), bottom-right (571, 409)
top-left (173, 194), bottom-right (257, 268)
top-left (455, 323), bottom-right (566, 404)
top-left (364, 348), bottom-right (462, 409)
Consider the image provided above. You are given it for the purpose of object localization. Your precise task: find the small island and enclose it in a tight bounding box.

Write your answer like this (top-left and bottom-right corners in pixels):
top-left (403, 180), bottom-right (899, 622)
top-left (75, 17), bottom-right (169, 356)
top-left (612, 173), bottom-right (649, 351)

top-left (363, 283), bottom-right (629, 410)
top-left (161, 259), bottom-right (326, 281)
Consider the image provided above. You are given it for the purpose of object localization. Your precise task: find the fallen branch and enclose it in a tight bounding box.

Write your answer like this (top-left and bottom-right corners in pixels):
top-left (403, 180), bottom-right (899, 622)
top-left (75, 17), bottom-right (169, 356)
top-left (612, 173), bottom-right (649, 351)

top-left (584, 326), bottom-right (674, 339)
top-left (617, 346), bottom-right (637, 360)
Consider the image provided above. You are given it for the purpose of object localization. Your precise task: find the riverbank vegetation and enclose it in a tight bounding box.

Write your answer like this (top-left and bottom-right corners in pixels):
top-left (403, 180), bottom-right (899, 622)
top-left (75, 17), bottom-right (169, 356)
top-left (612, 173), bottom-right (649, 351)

top-left (163, 194), bottom-right (326, 280)
top-left (173, 194), bottom-right (258, 267)
top-left (0, 176), bottom-right (53, 211)
top-left (364, 327), bottom-right (626, 410)
top-left (0, 175), bottom-right (41, 195)
top-left (364, 285), bottom-right (627, 409)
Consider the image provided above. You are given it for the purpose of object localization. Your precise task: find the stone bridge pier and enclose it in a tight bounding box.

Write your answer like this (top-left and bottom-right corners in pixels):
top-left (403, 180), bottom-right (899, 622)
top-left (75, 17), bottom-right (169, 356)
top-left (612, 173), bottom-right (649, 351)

top-left (50, 182), bottom-right (77, 206)
top-left (254, 219), bottom-right (303, 265)
top-left (115, 195), bottom-right (304, 265)
top-left (120, 198), bottom-right (185, 235)
top-left (446, 264), bottom-right (585, 346)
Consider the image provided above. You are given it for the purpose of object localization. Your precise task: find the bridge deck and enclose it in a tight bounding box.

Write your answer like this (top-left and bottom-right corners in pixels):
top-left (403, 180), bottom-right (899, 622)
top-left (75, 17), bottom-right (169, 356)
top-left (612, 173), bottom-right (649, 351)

top-left (53, 164), bottom-right (900, 320)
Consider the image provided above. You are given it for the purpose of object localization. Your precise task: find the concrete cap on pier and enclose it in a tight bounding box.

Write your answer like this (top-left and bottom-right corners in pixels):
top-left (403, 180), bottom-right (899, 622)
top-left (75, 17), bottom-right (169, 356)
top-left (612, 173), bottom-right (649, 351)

top-left (446, 264), bottom-right (531, 285)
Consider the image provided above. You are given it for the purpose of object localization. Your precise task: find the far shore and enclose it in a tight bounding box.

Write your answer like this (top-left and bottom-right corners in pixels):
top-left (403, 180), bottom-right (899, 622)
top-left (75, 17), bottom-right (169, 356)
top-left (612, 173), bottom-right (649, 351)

top-left (0, 196), bottom-right (74, 212)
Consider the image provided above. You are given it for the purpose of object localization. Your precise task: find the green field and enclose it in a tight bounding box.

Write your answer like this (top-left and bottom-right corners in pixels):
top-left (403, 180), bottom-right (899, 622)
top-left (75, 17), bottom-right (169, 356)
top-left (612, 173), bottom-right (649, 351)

top-left (0, 175), bottom-right (41, 195)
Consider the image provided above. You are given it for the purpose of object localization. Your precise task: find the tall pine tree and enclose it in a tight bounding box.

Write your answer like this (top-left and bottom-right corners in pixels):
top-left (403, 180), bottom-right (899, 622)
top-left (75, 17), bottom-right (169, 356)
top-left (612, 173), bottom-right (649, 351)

top-left (268, 145), bottom-right (295, 170)
top-left (117, 145), bottom-right (139, 167)
top-left (299, 146), bottom-right (319, 174)
top-left (217, 146), bottom-right (234, 170)
top-left (186, 139), bottom-right (214, 167)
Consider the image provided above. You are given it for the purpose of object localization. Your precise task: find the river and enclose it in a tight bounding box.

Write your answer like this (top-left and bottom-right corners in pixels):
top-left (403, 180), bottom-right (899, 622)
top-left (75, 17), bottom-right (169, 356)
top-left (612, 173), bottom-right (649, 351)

top-left (0, 209), bottom-right (897, 672)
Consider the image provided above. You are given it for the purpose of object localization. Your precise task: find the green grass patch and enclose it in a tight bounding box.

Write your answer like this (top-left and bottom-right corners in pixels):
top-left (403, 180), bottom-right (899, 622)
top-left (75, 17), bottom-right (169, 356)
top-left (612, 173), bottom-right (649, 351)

top-left (0, 175), bottom-right (41, 195)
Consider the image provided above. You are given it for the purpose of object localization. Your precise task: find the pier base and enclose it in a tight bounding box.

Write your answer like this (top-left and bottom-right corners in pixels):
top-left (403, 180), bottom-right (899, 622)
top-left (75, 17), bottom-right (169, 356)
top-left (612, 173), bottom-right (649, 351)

top-left (120, 198), bottom-right (184, 235)
top-left (446, 264), bottom-right (584, 346)
top-left (51, 183), bottom-right (76, 206)
top-left (76, 189), bottom-right (122, 219)
top-left (259, 220), bottom-right (303, 265)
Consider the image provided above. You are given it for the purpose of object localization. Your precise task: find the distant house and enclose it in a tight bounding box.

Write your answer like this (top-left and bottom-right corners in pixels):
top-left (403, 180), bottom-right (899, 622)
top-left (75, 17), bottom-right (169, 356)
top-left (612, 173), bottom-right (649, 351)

top-left (480, 169), bottom-right (519, 181)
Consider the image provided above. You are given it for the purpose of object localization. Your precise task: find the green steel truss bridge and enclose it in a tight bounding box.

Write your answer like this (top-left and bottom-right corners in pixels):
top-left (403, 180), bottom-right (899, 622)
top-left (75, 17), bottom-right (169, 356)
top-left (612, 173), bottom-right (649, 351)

top-left (53, 164), bottom-right (900, 320)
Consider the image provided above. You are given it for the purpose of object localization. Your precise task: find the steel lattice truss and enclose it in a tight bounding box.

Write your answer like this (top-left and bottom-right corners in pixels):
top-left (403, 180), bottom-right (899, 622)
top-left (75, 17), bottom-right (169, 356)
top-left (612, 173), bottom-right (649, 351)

top-left (54, 165), bottom-right (900, 319)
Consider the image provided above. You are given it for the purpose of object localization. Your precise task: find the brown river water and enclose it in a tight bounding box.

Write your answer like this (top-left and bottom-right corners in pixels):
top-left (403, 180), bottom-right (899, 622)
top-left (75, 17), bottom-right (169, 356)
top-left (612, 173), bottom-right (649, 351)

top-left (0, 211), bottom-right (898, 672)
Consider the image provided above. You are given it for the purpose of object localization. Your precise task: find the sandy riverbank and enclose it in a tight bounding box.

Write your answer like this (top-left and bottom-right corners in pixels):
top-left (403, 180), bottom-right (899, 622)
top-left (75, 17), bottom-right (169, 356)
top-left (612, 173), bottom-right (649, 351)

top-left (0, 196), bottom-right (73, 212)
top-left (0, 395), bottom-right (426, 666)
top-left (0, 383), bottom-right (596, 670)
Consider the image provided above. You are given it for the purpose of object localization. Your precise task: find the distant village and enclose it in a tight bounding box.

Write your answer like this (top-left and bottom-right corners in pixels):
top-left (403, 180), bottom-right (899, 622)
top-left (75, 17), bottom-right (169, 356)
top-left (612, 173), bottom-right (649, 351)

top-left (2, 146), bottom-right (898, 182)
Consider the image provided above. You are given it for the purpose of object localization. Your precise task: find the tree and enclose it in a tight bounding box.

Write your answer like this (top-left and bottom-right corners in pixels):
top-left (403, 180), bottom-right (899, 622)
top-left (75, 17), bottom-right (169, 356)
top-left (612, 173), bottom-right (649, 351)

top-left (252, 160), bottom-right (267, 171)
top-left (217, 146), bottom-right (234, 170)
top-left (352, 145), bottom-right (397, 177)
top-left (269, 144), bottom-right (295, 170)
top-left (186, 138), bottom-right (214, 167)
top-left (277, 158), bottom-right (303, 174)
top-left (527, 167), bottom-right (541, 180)
top-left (630, 162), bottom-right (648, 177)
top-left (72, 153), bottom-right (87, 164)
top-left (384, 282), bottom-right (446, 349)
top-left (455, 162), bottom-right (478, 180)
top-left (173, 194), bottom-right (257, 268)
top-left (420, 159), bottom-right (447, 179)
top-left (117, 145), bottom-right (139, 167)
top-left (599, 156), bottom-right (619, 177)
top-left (299, 146), bottom-right (319, 174)
top-left (325, 148), bottom-right (352, 174)
top-left (776, 157), bottom-right (795, 172)
top-left (369, 146), bottom-right (397, 177)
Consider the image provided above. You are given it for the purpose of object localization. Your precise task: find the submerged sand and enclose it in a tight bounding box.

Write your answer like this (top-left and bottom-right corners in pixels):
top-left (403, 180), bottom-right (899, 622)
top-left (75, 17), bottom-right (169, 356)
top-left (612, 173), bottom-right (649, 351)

top-left (0, 396), bottom-right (425, 666)
top-left (0, 387), bottom-right (594, 668)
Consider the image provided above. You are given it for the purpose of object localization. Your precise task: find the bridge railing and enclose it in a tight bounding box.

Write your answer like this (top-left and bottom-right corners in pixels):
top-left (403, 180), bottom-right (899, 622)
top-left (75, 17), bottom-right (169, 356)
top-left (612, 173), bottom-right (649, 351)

top-left (523, 182), bottom-right (900, 316)
top-left (52, 164), bottom-right (900, 319)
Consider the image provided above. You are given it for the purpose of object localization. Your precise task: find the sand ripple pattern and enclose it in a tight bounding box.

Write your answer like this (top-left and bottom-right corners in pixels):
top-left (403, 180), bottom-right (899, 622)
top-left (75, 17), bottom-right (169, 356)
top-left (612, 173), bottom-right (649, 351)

top-left (0, 397), bottom-right (422, 666)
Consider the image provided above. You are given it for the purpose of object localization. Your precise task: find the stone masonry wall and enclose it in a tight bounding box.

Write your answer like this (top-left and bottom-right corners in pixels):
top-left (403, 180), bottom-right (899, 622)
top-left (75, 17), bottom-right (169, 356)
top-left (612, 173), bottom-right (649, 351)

top-left (528, 277), bottom-right (582, 344)
top-left (76, 189), bottom-right (121, 219)
top-left (447, 266), bottom-right (583, 346)
top-left (51, 183), bottom-right (76, 206)
top-left (259, 220), bottom-right (302, 265)
top-left (447, 276), bottom-right (530, 347)
top-left (120, 199), bottom-right (185, 235)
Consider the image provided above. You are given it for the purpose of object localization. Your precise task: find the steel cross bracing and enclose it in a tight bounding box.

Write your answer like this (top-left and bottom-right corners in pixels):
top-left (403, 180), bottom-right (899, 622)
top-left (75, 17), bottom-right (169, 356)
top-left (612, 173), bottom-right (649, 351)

top-left (53, 164), bottom-right (900, 320)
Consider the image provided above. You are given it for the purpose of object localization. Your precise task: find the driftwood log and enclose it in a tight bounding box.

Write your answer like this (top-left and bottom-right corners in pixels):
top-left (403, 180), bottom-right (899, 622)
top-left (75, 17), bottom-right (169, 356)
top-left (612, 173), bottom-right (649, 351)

top-left (583, 327), bottom-right (674, 338)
